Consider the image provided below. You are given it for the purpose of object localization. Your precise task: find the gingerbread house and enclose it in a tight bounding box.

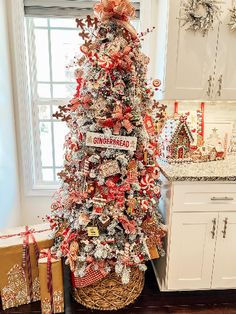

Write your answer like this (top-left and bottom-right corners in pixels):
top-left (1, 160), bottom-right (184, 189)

top-left (159, 116), bottom-right (194, 161)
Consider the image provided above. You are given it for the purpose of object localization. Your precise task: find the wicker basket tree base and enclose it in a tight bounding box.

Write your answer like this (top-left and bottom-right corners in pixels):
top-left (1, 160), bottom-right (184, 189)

top-left (73, 267), bottom-right (145, 311)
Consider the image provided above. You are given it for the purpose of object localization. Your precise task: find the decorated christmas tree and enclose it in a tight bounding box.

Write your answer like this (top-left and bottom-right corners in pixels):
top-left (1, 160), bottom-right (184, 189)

top-left (49, 0), bottom-right (166, 296)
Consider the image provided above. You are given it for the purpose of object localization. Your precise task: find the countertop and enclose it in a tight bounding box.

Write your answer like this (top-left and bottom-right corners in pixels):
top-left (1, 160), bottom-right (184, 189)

top-left (158, 156), bottom-right (236, 182)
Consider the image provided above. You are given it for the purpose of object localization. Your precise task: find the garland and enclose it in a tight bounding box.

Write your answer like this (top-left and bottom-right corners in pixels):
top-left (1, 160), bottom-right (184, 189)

top-left (180, 0), bottom-right (222, 36)
top-left (229, 6), bottom-right (236, 31)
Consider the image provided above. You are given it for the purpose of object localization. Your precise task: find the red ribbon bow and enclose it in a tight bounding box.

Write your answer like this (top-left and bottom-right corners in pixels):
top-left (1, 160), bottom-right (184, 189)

top-left (118, 216), bottom-right (137, 234)
top-left (105, 179), bottom-right (130, 206)
top-left (86, 258), bottom-right (107, 277)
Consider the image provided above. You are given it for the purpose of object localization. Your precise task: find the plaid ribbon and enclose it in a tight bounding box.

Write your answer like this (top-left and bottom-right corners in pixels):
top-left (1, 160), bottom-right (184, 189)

top-left (22, 226), bottom-right (40, 301)
top-left (40, 249), bottom-right (56, 314)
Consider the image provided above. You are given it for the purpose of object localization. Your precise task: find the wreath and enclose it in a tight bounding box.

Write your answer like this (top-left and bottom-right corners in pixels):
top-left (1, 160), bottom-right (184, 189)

top-left (229, 6), bottom-right (236, 31)
top-left (180, 0), bottom-right (222, 36)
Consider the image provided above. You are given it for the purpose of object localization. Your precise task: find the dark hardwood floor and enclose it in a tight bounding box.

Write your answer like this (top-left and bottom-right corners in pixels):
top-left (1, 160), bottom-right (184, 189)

top-left (1, 263), bottom-right (236, 314)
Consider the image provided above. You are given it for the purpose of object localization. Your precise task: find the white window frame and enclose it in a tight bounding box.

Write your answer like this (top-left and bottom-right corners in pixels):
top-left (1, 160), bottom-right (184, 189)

top-left (26, 17), bottom-right (79, 187)
top-left (7, 0), bottom-right (156, 196)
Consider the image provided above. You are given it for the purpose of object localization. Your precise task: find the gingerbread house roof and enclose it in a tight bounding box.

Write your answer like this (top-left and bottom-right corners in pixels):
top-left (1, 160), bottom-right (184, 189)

top-left (159, 118), bottom-right (194, 145)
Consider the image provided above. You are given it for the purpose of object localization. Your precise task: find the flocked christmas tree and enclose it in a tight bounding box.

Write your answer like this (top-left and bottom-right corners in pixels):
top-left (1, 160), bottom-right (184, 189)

top-left (48, 0), bottom-right (166, 286)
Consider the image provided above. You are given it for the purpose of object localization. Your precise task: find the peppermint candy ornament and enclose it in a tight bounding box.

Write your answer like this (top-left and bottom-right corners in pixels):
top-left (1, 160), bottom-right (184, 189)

top-left (98, 55), bottom-right (113, 70)
top-left (51, 201), bottom-right (62, 211)
top-left (153, 185), bottom-right (160, 196)
top-left (140, 174), bottom-right (155, 191)
top-left (153, 79), bottom-right (161, 88)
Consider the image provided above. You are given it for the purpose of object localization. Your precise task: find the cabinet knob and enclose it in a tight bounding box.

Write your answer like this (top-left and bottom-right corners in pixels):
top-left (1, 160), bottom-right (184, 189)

top-left (222, 218), bottom-right (228, 239)
top-left (211, 218), bottom-right (217, 239)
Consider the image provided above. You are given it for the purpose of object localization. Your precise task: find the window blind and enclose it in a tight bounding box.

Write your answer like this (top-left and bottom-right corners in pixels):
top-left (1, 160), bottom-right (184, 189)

top-left (24, 0), bottom-right (140, 18)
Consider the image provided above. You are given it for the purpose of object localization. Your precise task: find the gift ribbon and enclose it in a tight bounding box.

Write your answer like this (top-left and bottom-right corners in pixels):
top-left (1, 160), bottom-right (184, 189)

top-left (21, 226), bottom-right (40, 302)
top-left (0, 226), bottom-right (52, 302)
top-left (0, 227), bottom-right (50, 239)
top-left (40, 249), bottom-right (55, 314)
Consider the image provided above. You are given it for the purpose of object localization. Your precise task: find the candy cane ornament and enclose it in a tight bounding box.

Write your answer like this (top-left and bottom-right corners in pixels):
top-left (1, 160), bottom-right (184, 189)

top-left (140, 199), bottom-right (149, 212)
top-left (83, 160), bottom-right (90, 177)
top-left (123, 242), bottom-right (130, 263)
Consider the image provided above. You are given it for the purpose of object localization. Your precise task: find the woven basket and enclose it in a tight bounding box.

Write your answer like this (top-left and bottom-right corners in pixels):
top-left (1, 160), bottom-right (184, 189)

top-left (73, 267), bottom-right (145, 311)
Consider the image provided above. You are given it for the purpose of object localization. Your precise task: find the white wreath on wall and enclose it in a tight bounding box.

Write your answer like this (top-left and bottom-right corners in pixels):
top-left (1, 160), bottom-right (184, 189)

top-left (229, 6), bottom-right (236, 31)
top-left (180, 0), bottom-right (222, 36)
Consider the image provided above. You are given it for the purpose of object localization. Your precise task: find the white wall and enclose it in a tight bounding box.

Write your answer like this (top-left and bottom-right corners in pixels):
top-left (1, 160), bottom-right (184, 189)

top-left (164, 101), bottom-right (236, 129)
top-left (22, 196), bottom-right (52, 226)
top-left (0, 0), bottom-right (21, 229)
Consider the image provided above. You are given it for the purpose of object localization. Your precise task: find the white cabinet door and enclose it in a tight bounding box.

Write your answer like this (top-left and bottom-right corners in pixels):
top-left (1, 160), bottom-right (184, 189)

top-left (212, 212), bottom-right (236, 289)
top-left (168, 212), bottom-right (217, 290)
top-left (214, 0), bottom-right (236, 100)
top-left (162, 0), bottom-right (219, 100)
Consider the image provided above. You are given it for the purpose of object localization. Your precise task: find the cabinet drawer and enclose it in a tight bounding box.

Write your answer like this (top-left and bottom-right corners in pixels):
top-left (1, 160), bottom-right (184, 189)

top-left (172, 183), bottom-right (236, 212)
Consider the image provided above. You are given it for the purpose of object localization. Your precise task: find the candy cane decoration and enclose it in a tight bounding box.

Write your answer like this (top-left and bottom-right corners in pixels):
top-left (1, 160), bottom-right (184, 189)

top-left (123, 242), bottom-right (130, 263)
top-left (140, 199), bottom-right (149, 212)
top-left (92, 196), bottom-right (107, 206)
top-left (83, 160), bottom-right (90, 177)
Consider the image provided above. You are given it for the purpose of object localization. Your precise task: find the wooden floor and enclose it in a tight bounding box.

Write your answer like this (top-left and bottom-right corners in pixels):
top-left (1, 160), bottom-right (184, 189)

top-left (1, 263), bottom-right (236, 314)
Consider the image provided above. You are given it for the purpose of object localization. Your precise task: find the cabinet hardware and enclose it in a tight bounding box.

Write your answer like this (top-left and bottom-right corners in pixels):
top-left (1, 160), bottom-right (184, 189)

top-left (222, 218), bottom-right (228, 239)
top-left (211, 218), bottom-right (217, 239)
top-left (207, 75), bottom-right (212, 97)
top-left (211, 197), bottom-right (234, 201)
top-left (217, 74), bottom-right (223, 97)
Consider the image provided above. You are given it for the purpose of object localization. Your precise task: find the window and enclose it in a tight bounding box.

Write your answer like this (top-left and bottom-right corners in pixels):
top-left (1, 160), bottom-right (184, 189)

top-left (25, 15), bottom-right (140, 186)
top-left (26, 17), bottom-right (83, 184)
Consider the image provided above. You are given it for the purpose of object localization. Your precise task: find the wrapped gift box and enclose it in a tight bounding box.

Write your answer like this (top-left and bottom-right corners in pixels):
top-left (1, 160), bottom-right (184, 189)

top-left (0, 223), bottom-right (53, 310)
top-left (39, 249), bottom-right (64, 314)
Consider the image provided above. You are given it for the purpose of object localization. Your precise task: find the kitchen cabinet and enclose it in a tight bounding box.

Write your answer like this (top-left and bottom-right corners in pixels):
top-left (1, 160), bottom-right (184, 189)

top-left (212, 212), bottom-right (236, 288)
top-left (152, 175), bottom-right (236, 291)
top-left (155, 0), bottom-right (236, 100)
